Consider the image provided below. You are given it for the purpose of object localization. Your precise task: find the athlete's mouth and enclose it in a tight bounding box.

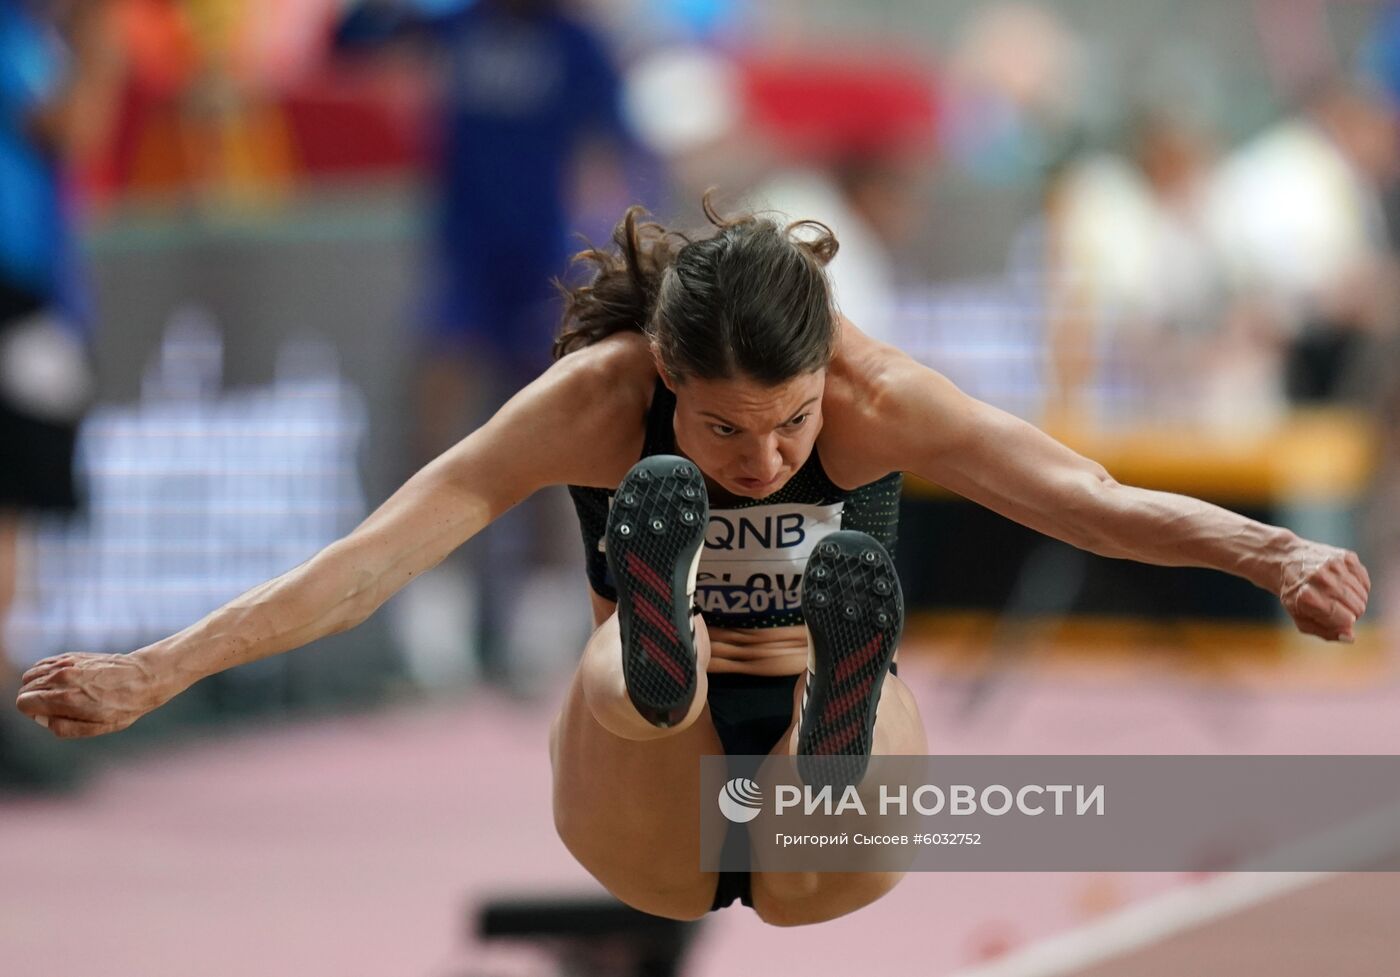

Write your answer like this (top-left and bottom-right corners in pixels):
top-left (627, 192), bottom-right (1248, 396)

top-left (734, 475), bottom-right (781, 493)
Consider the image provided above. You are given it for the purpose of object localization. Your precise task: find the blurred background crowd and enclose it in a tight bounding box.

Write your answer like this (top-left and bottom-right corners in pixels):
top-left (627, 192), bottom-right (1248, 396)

top-left (4, 0), bottom-right (1400, 770)
top-left (3, 2), bottom-right (1400, 972)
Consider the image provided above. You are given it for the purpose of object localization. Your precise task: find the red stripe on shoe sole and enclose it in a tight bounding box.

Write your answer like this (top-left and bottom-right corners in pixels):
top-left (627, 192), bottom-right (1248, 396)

top-left (822, 681), bottom-right (869, 726)
top-left (625, 550), bottom-right (673, 603)
top-left (632, 592), bottom-right (680, 642)
top-left (812, 718), bottom-right (863, 755)
top-left (639, 633), bottom-right (688, 687)
top-left (834, 634), bottom-right (885, 685)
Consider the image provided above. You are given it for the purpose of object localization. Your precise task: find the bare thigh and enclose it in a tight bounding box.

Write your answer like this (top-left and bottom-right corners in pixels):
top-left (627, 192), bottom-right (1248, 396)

top-left (750, 667), bottom-right (927, 926)
top-left (549, 613), bottom-right (723, 920)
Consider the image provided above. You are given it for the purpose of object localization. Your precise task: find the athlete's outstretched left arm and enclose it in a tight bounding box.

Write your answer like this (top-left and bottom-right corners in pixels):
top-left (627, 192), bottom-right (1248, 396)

top-left (867, 353), bottom-right (1370, 642)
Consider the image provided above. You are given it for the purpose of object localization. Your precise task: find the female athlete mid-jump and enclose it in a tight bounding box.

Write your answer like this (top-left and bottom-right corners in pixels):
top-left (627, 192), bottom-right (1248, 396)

top-left (15, 199), bottom-right (1370, 926)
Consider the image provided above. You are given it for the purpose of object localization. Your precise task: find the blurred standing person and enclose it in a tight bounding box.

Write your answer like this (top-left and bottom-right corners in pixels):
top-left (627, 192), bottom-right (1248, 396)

top-left (940, 1), bottom-right (1084, 188)
top-left (736, 60), bottom-right (937, 349)
top-left (0, 0), bottom-right (118, 789)
top-left (1039, 110), bottom-right (1282, 431)
top-left (336, 0), bottom-right (635, 690)
top-left (748, 157), bottom-right (926, 348)
top-left (1363, 326), bottom-right (1400, 665)
top-left (1131, 111), bottom-right (1287, 430)
top-left (1209, 79), bottom-right (1400, 405)
top-left (1361, 5), bottom-right (1400, 654)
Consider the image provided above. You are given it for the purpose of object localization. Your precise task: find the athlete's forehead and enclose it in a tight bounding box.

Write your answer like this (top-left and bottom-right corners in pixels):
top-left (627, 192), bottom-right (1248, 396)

top-left (674, 371), bottom-right (825, 428)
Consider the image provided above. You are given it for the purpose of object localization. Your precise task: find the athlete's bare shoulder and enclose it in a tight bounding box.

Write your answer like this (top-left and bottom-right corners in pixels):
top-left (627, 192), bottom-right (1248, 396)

top-left (818, 316), bottom-right (923, 487)
top-left (536, 330), bottom-right (657, 487)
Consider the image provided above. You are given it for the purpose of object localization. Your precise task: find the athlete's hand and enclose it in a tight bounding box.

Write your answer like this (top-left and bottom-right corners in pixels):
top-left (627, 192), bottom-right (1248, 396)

top-left (1277, 540), bottom-right (1371, 642)
top-left (14, 652), bottom-right (170, 738)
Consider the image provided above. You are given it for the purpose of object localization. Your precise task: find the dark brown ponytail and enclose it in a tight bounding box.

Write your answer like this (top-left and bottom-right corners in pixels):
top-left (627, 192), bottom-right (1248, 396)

top-left (555, 192), bottom-right (841, 384)
top-left (552, 206), bottom-right (691, 360)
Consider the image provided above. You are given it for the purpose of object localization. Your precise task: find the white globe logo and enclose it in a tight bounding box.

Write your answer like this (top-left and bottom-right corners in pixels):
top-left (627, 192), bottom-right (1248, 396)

top-left (717, 778), bottom-right (763, 823)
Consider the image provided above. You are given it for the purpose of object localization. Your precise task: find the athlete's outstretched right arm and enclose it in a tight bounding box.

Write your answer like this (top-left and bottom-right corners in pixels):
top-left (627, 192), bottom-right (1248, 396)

top-left (15, 352), bottom-right (634, 737)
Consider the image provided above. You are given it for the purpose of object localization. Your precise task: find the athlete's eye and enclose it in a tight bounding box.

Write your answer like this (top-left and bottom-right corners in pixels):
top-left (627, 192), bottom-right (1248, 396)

top-left (710, 424), bottom-right (737, 437)
top-left (786, 413), bottom-right (810, 428)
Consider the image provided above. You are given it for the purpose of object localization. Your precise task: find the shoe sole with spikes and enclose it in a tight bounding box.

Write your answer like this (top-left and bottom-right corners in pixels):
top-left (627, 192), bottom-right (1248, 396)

top-left (605, 455), bottom-right (709, 728)
top-left (797, 530), bottom-right (904, 790)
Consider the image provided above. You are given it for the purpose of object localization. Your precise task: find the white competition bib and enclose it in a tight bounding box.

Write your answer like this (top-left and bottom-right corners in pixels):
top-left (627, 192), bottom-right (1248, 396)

top-left (695, 501), bottom-right (844, 622)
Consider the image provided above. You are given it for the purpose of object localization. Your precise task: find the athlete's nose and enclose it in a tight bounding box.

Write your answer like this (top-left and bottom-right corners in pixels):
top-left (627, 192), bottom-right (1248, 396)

top-left (745, 436), bottom-right (783, 482)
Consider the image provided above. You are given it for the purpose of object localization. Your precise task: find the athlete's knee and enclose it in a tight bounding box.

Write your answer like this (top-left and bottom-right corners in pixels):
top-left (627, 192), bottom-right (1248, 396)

top-left (587, 610), bottom-right (621, 646)
top-left (611, 881), bottom-right (715, 922)
top-left (753, 889), bottom-right (831, 927)
top-left (753, 898), bottom-right (818, 927)
top-left (874, 675), bottom-right (927, 755)
top-left (751, 870), bottom-right (821, 905)
top-left (751, 871), bottom-right (904, 927)
top-left (552, 813), bottom-right (716, 921)
top-left (750, 872), bottom-right (826, 926)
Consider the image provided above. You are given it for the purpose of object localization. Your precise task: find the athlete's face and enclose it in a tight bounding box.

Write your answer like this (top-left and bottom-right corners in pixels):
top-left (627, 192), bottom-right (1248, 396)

top-left (665, 369), bottom-right (826, 499)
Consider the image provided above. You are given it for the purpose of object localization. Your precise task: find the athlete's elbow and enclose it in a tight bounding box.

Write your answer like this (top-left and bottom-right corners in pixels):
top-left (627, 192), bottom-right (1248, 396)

top-left (294, 541), bottom-right (387, 635)
top-left (1080, 459), bottom-right (1117, 491)
top-left (1059, 466), bottom-right (1129, 556)
top-left (330, 592), bottom-right (376, 635)
top-left (337, 566), bottom-right (398, 632)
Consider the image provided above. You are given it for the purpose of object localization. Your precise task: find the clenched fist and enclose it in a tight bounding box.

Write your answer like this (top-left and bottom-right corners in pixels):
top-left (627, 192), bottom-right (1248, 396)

top-left (14, 652), bottom-right (171, 738)
top-left (1277, 541), bottom-right (1371, 642)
